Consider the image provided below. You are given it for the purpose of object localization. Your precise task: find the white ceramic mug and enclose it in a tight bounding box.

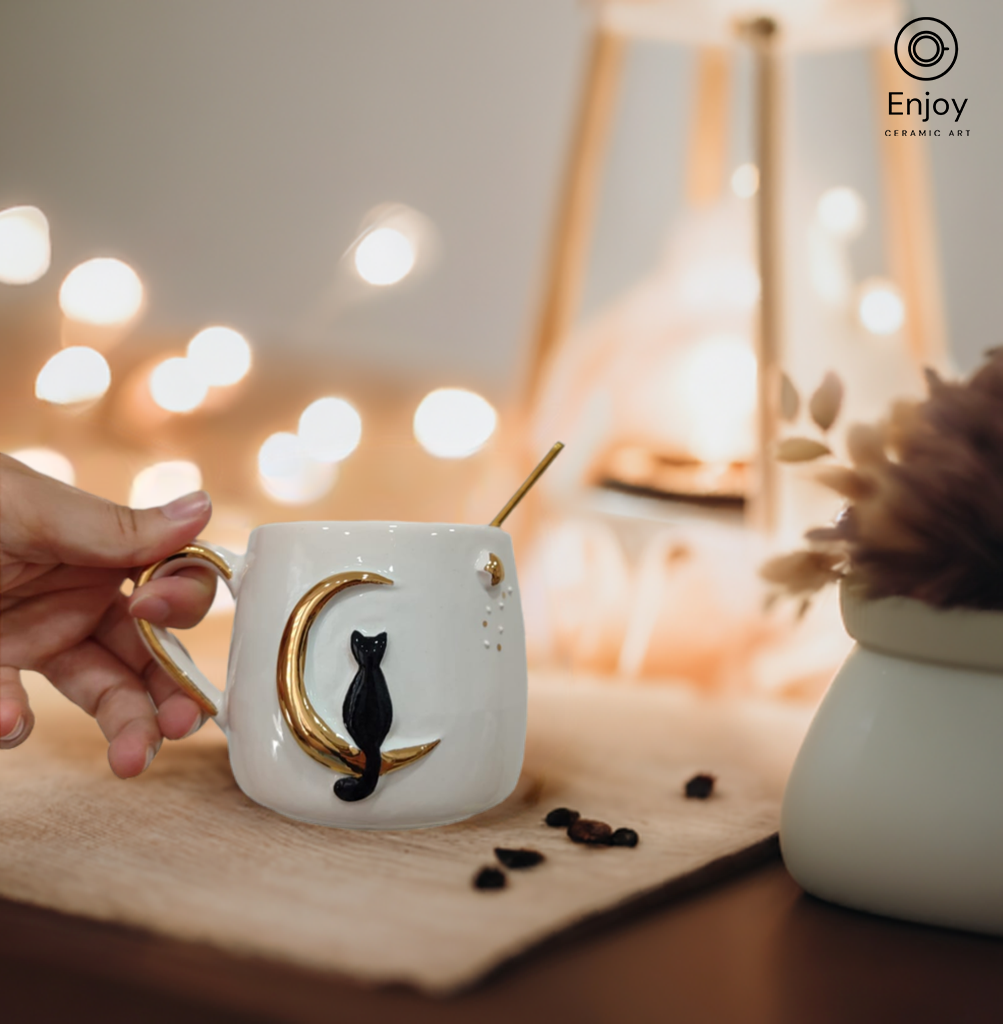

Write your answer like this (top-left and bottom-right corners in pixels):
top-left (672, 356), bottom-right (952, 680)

top-left (135, 522), bottom-right (527, 830)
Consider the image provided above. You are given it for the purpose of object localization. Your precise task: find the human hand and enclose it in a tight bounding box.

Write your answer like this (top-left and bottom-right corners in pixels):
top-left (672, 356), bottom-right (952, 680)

top-left (1, 453), bottom-right (217, 777)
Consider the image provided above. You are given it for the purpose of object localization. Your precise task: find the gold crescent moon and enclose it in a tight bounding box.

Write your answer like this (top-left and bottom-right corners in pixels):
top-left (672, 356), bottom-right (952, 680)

top-left (276, 571), bottom-right (440, 776)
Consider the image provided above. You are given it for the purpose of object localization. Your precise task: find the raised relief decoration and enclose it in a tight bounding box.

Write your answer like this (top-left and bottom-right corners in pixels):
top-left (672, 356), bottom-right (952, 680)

top-left (276, 572), bottom-right (439, 799)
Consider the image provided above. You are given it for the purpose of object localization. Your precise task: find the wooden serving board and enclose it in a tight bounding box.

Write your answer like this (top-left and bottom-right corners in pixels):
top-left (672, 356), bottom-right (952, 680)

top-left (0, 672), bottom-right (811, 992)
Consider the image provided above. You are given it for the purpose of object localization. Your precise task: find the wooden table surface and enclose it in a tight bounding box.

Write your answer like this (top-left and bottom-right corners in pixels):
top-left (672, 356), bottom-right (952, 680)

top-left (3, 856), bottom-right (1001, 1024)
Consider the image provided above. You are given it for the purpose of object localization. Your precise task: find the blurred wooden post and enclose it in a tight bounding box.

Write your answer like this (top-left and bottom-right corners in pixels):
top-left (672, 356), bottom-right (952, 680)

top-left (873, 49), bottom-right (950, 371)
top-left (743, 18), bottom-right (783, 536)
top-left (523, 27), bottom-right (626, 408)
top-left (686, 48), bottom-right (731, 207)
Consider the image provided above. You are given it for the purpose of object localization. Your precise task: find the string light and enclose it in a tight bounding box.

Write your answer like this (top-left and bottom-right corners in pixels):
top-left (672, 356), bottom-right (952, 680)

top-left (817, 187), bottom-right (866, 239)
top-left (0, 206), bottom-right (51, 284)
top-left (730, 164), bottom-right (759, 199)
top-left (35, 347), bottom-right (111, 404)
top-left (257, 432), bottom-right (337, 504)
top-left (59, 258), bottom-right (144, 325)
top-left (413, 388), bottom-right (497, 459)
top-left (858, 278), bottom-right (905, 335)
top-left (129, 461), bottom-right (203, 509)
top-left (298, 397), bottom-right (362, 463)
top-left (186, 326), bottom-right (252, 386)
top-left (9, 447), bottom-right (75, 486)
top-left (355, 227), bottom-right (416, 286)
top-left (148, 357), bottom-right (209, 413)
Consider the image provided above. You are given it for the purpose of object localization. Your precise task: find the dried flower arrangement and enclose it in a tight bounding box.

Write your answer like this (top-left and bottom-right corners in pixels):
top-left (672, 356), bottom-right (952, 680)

top-left (761, 349), bottom-right (1003, 611)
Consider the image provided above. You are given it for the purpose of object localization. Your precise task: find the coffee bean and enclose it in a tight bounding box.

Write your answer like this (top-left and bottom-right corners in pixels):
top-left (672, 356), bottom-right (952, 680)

top-left (494, 847), bottom-right (545, 869)
top-left (610, 828), bottom-right (639, 847)
top-left (473, 866), bottom-right (506, 890)
top-left (545, 807), bottom-right (580, 827)
top-left (567, 818), bottom-right (613, 845)
top-left (685, 773), bottom-right (716, 799)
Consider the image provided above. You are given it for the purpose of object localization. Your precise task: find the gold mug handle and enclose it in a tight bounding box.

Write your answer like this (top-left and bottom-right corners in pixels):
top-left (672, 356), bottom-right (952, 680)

top-left (134, 541), bottom-right (242, 721)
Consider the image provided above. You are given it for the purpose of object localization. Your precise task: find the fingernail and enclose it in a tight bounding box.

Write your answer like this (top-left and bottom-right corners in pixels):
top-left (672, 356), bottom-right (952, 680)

top-left (142, 739), bottom-right (162, 773)
top-left (160, 490), bottom-right (211, 521)
top-left (0, 717), bottom-right (26, 747)
top-left (130, 594), bottom-right (170, 623)
top-left (181, 713), bottom-right (206, 740)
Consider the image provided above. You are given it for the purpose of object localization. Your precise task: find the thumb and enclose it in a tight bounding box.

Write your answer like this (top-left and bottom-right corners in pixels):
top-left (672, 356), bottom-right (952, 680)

top-left (2, 457), bottom-right (212, 569)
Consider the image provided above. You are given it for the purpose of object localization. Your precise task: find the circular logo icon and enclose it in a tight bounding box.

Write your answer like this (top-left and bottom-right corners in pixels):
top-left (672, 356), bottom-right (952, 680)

top-left (894, 17), bottom-right (958, 81)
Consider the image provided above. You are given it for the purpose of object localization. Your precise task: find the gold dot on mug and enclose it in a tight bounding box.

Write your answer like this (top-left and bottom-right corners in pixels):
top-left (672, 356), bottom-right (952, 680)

top-left (497, 644), bottom-right (502, 651)
top-left (482, 620), bottom-right (488, 627)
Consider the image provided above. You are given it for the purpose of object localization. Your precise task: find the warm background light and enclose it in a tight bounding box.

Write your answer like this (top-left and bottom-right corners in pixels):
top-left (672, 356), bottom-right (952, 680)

top-left (298, 397), bottom-right (362, 463)
top-left (0, 205), bottom-right (51, 285)
top-left (257, 431), bottom-right (337, 504)
top-left (413, 387), bottom-right (497, 459)
top-left (186, 326), bottom-right (252, 386)
top-left (129, 460), bottom-right (203, 509)
top-left (8, 447), bottom-right (75, 486)
top-left (675, 335), bottom-right (757, 465)
top-left (59, 257), bottom-right (144, 325)
top-left (148, 356), bottom-right (209, 413)
top-left (730, 163), bottom-right (759, 199)
top-left (858, 278), bottom-right (905, 335)
top-left (354, 227), bottom-right (416, 286)
top-left (817, 186), bottom-right (866, 239)
top-left (35, 346), bottom-right (112, 404)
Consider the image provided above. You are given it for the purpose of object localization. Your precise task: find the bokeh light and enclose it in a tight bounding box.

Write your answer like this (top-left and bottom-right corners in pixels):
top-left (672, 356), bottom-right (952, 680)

top-left (129, 460), bottom-right (203, 509)
top-left (59, 257), bottom-right (144, 325)
top-left (186, 326), bottom-right (252, 386)
top-left (413, 388), bottom-right (497, 459)
top-left (817, 187), bottom-right (866, 239)
top-left (9, 447), bottom-right (75, 486)
top-left (730, 164), bottom-right (759, 199)
top-left (35, 346), bottom-right (112, 404)
top-left (0, 205), bottom-right (51, 284)
top-left (257, 432), bottom-right (337, 504)
top-left (298, 397), bottom-right (362, 463)
top-left (858, 278), bottom-right (905, 335)
top-left (354, 227), bottom-right (416, 286)
top-left (149, 357), bottom-right (209, 413)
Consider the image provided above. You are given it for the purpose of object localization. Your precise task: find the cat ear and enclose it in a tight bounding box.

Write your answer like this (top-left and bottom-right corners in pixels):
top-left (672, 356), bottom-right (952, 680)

top-left (351, 629), bottom-right (364, 643)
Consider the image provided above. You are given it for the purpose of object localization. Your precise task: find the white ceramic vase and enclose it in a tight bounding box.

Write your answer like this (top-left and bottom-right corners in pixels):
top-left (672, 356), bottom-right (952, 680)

top-left (781, 582), bottom-right (1003, 936)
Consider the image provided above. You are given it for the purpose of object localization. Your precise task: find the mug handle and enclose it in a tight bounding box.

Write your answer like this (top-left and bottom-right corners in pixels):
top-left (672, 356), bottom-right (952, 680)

top-left (133, 541), bottom-right (243, 725)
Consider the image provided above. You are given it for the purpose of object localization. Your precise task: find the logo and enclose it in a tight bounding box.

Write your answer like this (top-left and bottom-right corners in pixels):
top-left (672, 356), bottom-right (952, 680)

top-left (894, 17), bottom-right (958, 81)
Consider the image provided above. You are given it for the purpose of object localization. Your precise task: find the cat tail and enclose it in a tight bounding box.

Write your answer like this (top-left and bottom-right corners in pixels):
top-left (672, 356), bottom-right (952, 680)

top-left (333, 743), bottom-right (382, 802)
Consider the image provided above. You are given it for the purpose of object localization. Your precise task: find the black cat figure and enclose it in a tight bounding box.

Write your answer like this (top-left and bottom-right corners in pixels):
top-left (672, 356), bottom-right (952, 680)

top-left (333, 630), bottom-right (393, 802)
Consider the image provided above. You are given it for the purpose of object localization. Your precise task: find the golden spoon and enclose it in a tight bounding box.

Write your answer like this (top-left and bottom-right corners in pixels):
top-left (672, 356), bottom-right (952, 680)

top-left (489, 442), bottom-right (564, 528)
